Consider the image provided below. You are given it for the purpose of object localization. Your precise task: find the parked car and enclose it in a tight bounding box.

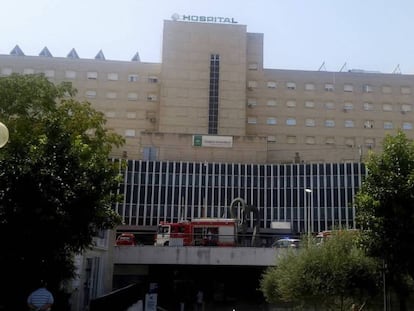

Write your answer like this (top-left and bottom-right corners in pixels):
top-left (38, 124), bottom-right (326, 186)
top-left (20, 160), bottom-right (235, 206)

top-left (272, 238), bottom-right (301, 248)
top-left (116, 233), bottom-right (138, 246)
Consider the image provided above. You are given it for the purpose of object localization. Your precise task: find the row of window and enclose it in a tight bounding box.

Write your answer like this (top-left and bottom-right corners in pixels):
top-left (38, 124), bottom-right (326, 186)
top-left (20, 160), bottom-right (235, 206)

top-left (125, 160), bottom-right (364, 176)
top-left (105, 111), bottom-right (156, 122)
top-left (247, 117), bottom-right (413, 130)
top-left (120, 127), bottom-right (378, 150)
top-left (0, 67), bottom-right (159, 83)
top-left (248, 80), bottom-right (413, 95)
top-left (266, 135), bottom-right (375, 148)
top-left (248, 98), bottom-right (412, 112)
top-left (84, 90), bottom-right (157, 101)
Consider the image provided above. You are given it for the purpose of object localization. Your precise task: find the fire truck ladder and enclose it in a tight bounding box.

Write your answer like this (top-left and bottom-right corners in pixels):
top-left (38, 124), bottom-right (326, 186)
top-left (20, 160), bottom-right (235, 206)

top-left (229, 197), bottom-right (260, 246)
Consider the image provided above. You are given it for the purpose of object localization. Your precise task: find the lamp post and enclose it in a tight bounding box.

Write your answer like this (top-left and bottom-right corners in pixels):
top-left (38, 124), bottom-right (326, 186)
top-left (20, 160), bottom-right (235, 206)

top-left (305, 189), bottom-right (312, 241)
top-left (0, 122), bottom-right (9, 148)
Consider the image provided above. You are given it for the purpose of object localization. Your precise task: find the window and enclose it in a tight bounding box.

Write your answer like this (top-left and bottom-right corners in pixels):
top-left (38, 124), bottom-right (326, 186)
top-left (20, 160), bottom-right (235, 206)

top-left (305, 119), bottom-right (315, 127)
top-left (325, 102), bottom-right (335, 109)
top-left (382, 103), bottom-right (393, 111)
top-left (267, 99), bottom-right (277, 106)
top-left (344, 84), bottom-right (353, 92)
top-left (127, 92), bottom-right (138, 101)
top-left (85, 90), bottom-right (97, 98)
top-left (23, 68), bottom-right (34, 75)
top-left (364, 120), bottom-right (374, 128)
top-left (305, 83), bottom-right (315, 91)
top-left (286, 82), bottom-right (296, 90)
top-left (266, 81), bottom-right (277, 88)
top-left (401, 104), bottom-right (412, 113)
top-left (62, 81), bottom-right (72, 89)
top-left (384, 121), bottom-right (393, 129)
top-left (267, 136), bottom-right (276, 142)
top-left (365, 138), bottom-right (375, 149)
top-left (345, 138), bottom-right (355, 147)
top-left (44, 70), bottom-right (55, 78)
top-left (105, 111), bottom-right (115, 118)
top-left (87, 72), bottom-right (98, 80)
top-left (363, 102), bottom-right (374, 111)
top-left (382, 86), bottom-right (392, 94)
top-left (107, 73), bottom-right (119, 81)
top-left (286, 100), bottom-right (296, 108)
top-left (125, 129), bottom-right (136, 137)
top-left (248, 80), bottom-right (258, 88)
top-left (65, 70), bottom-right (76, 79)
top-left (401, 86), bottom-right (411, 94)
top-left (248, 63), bottom-right (258, 70)
top-left (287, 136), bottom-right (297, 144)
top-left (344, 120), bottom-right (355, 128)
top-left (209, 54), bottom-right (219, 135)
top-left (147, 94), bottom-right (158, 101)
top-left (363, 84), bottom-right (373, 93)
top-left (126, 112), bottom-right (136, 119)
top-left (247, 98), bottom-right (257, 107)
top-left (106, 92), bottom-right (117, 99)
top-left (325, 120), bottom-right (335, 127)
top-left (305, 136), bottom-right (316, 144)
top-left (143, 147), bottom-right (157, 161)
top-left (148, 76), bottom-right (158, 83)
top-left (403, 122), bottom-right (413, 130)
top-left (325, 83), bottom-right (334, 92)
top-left (286, 118), bottom-right (296, 126)
top-left (266, 118), bottom-right (277, 125)
top-left (305, 101), bottom-right (315, 108)
top-left (343, 102), bottom-right (353, 111)
top-left (247, 117), bottom-right (257, 124)
top-left (128, 74), bottom-right (139, 82)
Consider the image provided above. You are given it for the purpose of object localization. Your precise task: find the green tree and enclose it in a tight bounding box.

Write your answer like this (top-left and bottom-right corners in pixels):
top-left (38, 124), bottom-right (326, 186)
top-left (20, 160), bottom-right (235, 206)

top-left (355, 130), bottom-right (414, 311)
top-left (260, 231), bottom-right (380, 310)
top-left (0, 74), bottom-right (125, 309)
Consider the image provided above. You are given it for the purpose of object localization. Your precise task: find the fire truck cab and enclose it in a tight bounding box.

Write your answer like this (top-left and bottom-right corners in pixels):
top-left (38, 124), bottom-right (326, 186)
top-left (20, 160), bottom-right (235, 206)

top-left (155, 218), bottom-right (237, 247)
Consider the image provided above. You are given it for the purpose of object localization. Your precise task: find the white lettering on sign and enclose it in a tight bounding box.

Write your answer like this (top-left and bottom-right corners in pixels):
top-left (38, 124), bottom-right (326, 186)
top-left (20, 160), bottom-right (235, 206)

top-left (193, 135), bottom-right (233, 148)
top-left (172, 13), bottom-right (238, 24)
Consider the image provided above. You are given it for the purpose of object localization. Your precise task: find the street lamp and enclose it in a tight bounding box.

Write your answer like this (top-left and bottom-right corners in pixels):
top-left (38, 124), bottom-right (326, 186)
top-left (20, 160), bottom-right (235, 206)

top-left (305, 189), bottom-right (312, 240)
top-left (0, 121), bottom-right (9, 148)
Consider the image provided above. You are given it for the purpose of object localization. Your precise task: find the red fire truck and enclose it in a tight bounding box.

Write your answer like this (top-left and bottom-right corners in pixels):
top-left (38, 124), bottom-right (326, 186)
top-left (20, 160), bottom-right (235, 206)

top-left (155, 218), bottom-right (238, 247)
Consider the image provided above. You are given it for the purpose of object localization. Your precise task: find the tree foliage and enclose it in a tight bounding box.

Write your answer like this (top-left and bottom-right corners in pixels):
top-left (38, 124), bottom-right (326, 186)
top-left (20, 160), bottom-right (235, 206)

top-left (0, 74), bottom-right (125, 309)
top-left (355, 130), bottom-right (414, 309)
top-left (260, 232), bottom-right (380, 310)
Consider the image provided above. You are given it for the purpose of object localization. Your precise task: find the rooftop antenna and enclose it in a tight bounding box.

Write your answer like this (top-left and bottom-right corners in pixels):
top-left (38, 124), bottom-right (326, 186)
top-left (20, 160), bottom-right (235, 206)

top-left (318, 61), bottom-right (326, 71)
top-left (339, 62), bottom-right (347, 72)
top-left (392, 64), bottom-right (401, 74)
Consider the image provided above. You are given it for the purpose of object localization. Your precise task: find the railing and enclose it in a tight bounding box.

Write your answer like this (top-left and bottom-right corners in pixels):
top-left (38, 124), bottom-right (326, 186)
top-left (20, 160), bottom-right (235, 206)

top-left (118, 230), bottom-right (300, 248)
top-left (89, 283), bottom-right (143, 311)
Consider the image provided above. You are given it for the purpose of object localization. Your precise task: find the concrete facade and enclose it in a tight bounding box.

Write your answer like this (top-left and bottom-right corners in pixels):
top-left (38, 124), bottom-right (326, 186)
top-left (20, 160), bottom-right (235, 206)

top-left (113, 245), bottom-right (285, 266)
top-left (1, 19), bottom-right (414, 164)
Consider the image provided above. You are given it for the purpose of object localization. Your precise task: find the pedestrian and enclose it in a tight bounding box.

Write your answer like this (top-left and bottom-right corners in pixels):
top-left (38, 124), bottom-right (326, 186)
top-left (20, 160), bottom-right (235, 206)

top-left (27, 280), bottom-right (54, 311)
top-left (195, 289), bottom-right (203, 311)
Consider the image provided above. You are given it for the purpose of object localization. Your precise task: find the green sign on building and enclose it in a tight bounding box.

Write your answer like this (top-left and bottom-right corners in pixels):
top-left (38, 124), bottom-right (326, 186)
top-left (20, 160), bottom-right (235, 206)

top-left (193, 135), bottom-right (202, 147)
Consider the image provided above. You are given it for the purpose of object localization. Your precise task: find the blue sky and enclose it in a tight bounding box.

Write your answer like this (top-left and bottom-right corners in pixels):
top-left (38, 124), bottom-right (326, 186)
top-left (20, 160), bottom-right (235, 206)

top-left (1, 0), bottom-right (414, 73)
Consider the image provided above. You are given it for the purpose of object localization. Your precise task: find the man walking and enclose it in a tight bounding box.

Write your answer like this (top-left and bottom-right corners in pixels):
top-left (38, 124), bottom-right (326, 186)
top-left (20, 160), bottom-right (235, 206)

top-left (27, 280), bottom-right (54, 311)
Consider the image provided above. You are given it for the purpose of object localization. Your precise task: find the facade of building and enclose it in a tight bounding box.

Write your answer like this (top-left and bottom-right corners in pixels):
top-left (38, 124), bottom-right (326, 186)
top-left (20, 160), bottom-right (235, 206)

top-left (2, 16), bottom-right (413, 232)
top-left (116, 159), bottom-right (366, 235)
top-left (3, 16), bottom-right (412, 308)
top-left (2, 18), bottom-right (414, 165)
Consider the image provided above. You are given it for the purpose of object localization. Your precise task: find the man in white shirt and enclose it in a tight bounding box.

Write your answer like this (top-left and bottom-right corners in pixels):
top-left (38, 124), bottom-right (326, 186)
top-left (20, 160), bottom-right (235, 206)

top-left (27, 280), bottom-right (54, 311)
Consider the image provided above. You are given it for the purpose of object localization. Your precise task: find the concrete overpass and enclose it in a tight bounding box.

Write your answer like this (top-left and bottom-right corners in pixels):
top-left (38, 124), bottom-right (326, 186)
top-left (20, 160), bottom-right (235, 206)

top-left (114, 245), bottom-right (292, 266)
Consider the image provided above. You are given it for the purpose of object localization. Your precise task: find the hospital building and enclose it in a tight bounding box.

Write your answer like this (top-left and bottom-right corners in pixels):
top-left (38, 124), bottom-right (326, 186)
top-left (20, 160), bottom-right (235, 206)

top-left (1, 15), bottom-right (414, 234)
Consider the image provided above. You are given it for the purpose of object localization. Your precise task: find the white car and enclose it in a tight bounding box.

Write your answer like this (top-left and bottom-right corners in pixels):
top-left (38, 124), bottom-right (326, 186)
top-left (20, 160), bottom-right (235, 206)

top-left (272, 238), bottom-right (301, 248)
